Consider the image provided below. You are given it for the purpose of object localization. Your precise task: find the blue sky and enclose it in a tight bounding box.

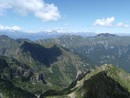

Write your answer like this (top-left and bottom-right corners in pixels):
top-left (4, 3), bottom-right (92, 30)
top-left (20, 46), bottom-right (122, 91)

top-left (0, 0), bottom-right (130, 34)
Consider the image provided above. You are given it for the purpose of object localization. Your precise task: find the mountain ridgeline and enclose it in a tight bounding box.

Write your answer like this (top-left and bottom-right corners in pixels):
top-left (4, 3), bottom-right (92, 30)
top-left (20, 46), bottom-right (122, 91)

top-left (0, 35), bottom-right (87, 97)
top-left (1, 34), bottom-right (130, 98)
top-left (37, 34), bottom-right (130, 72)
top-left (40, 64), bottom-right (130, 98)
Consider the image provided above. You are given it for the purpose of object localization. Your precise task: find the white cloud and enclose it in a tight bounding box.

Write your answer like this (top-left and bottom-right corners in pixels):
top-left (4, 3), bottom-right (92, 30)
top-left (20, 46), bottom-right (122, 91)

top-left (94, 17), bottom-right (115, 26)
top-left (116, 22), bottom-right (129, 28)
top-left (44, 24), bottom-right (69, 33)
top-left (0, 25), bottom-right (21, 31)
top-left (93, 17), bottom-right (129, 28)
top-left (0, 1), bottom-right (11, 15)
top-left (44, 27), bottom-right (66, 33)
top-left (0, 0), bottom-right (61, 21)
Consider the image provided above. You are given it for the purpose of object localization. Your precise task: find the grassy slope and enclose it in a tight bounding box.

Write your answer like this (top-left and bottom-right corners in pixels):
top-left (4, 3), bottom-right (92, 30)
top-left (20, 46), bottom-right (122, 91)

top-left (41, 64), bottom-right (130, 98)
top-left (37, 36), bottom-right (130, 72)
top-left (0, 41), bottom-right (88, 95)
top-left (0, 79), bottom-right (36, 98)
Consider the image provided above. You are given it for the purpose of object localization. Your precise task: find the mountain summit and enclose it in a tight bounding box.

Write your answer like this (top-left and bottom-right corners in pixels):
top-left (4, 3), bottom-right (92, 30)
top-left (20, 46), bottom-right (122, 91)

top-left (97, 33), bottom-right (117, 37)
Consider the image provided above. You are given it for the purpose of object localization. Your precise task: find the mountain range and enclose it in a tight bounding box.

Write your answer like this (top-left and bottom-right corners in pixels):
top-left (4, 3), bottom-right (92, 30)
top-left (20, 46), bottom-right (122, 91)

top-left (37, 34), bottom-right (130, 72)
top-left (1, 30), bottom-right (130, 40)
top-left (1, 34), bottom-right (130, 98)
top-left (0, 30), bottom-right (120, 40)
top-left (0, 35), bottom-right (88, 97)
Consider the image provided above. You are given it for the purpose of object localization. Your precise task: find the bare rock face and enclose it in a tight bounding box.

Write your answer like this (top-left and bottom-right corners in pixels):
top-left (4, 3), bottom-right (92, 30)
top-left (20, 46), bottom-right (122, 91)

top-left (38, 73), bottom-right (47, 84)
top-left (0, 92), bottom-right (4, 98)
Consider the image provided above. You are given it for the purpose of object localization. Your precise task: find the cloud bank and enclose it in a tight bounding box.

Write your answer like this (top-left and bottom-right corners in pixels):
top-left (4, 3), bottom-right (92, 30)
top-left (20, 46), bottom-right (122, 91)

top-left (0, 25), bottom-right (21, 31)
top-left (94, 17), bottom-right (115, 26)
top-left (94, 17), bottom-right (129, 28)
top-left (116, 22), bottom-right (129, 28)
top-left (0, 0), bottom-right (61, 21)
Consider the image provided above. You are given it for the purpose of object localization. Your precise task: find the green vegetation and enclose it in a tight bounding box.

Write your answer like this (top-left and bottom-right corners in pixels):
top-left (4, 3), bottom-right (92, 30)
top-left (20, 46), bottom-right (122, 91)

top-left (0, 35), bottom-right (87, 96)
top-left (37, 35), bottom-right (130, 72)
top-left (0, 79), bottom-right (36, 98)
top-left (41, 65), bottom-right (130, 98)
top-left (1, 35), bottom-right (130, 98)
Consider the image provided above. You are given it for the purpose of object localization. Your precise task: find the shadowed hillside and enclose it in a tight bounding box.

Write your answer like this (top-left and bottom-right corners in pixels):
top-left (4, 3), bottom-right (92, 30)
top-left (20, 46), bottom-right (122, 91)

top-left (19, 41), bottom-right (63, 66)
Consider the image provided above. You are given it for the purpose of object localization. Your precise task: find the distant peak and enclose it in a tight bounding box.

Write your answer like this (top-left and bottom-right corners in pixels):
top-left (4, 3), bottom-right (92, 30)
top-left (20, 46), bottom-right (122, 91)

top-left (0, 35), bottom-right (11, 39)
top-left (97, 33), bottom-right (117, 37)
